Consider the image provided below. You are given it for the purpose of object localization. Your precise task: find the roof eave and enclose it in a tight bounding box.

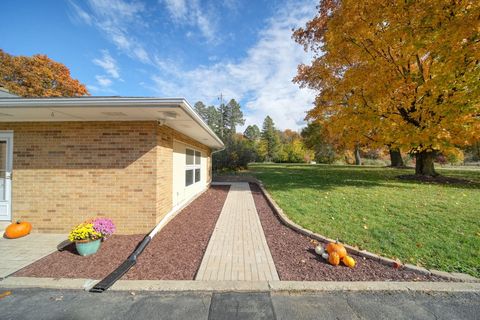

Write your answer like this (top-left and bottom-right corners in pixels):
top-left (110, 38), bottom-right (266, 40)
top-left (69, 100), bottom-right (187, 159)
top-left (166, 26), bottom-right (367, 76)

top-left (0, 97), bottom-right (225, 150)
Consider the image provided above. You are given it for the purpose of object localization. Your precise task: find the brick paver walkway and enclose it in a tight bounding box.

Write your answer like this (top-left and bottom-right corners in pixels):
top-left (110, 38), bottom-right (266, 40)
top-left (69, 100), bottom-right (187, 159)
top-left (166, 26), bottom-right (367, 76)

top-left (196, 182), bottom-right (279, 281)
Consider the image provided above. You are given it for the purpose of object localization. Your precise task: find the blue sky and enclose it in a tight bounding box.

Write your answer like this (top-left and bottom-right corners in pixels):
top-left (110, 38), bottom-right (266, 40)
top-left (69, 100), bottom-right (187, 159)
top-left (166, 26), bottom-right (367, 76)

top-left (0, 0), bottom-right (316, 130)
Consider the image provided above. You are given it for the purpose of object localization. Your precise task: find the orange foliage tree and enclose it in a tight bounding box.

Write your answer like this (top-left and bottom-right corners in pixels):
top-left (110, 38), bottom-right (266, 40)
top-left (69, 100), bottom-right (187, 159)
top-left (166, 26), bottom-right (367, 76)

top-left (293, 0), bottom-right (480, 176)
top-left (0, 49), bottom-right (89, 97)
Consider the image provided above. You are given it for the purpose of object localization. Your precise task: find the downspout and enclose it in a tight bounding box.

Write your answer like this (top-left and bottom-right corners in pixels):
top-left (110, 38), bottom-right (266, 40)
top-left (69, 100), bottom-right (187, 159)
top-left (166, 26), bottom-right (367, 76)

top-left (89, 215), bottom-right (168, 293)
top-left (91, 102), bottom-right (223, 292)
top-left (91, 147), bottom-right (224, 293)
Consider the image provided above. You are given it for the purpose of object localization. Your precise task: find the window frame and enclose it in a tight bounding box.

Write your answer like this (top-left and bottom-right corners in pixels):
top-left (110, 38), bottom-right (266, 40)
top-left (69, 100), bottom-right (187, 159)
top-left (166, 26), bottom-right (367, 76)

top-left (185, 148), bottom-right (201, 187)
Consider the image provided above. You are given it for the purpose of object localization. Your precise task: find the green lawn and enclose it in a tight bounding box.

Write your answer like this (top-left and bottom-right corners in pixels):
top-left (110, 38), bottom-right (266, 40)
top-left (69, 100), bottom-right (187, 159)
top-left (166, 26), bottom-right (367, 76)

top-left (248, 164), bottom-right (480, 277)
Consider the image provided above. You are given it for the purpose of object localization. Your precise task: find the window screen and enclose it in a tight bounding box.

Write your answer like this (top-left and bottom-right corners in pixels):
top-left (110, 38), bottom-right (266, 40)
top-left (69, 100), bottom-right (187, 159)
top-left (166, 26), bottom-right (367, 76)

top-left (185, 169), bottom-right (194, 186)
top-left (195, 151), bottom-right (201, 165)
top-left (186, 149), bottom-right (194, 165)
top-left (185, 148), bottom-right (201, 187)
top-left (195, 168), bottom-right (201, 182)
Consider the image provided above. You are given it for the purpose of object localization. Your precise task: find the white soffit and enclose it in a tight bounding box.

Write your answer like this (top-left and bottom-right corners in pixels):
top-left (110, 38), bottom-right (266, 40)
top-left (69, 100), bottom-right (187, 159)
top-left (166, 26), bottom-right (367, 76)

top-left (0, 97), bottom-right (224, 150)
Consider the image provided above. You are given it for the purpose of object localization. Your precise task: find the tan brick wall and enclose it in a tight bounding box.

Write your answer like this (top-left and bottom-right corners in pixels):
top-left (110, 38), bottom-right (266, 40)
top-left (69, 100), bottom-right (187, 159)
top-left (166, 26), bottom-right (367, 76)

top-left (0, 121), bottom-right (212, 234)
top-left (154, 125), bottom-right (212, 224)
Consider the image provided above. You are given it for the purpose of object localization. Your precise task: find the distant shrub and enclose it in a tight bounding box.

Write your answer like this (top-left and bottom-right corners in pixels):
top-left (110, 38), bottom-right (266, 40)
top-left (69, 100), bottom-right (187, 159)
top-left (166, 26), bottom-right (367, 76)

top-left (361, 158), bottom-right (389, 166)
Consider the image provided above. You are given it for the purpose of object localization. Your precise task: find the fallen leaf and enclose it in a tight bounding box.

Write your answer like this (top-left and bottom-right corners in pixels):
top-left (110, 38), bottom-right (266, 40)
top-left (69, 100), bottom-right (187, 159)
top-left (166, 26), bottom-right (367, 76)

top-left (0, 291), bottom-right (11, 299)
top-left (50, 295), bottom-right (63, 301)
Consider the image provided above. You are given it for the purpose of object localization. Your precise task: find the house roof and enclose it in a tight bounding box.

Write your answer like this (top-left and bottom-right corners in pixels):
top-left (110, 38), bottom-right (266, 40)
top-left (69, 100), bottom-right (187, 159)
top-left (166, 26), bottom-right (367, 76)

top-left (0, 97), bottom-right (224, 150)
top-left (0, 87), bottom-right (18, 97)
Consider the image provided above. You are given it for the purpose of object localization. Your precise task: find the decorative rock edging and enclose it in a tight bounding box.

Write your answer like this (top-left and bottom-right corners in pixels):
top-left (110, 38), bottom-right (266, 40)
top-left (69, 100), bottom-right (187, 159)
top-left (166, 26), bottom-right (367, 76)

top-left (248, 178), bottom-right (479, 283)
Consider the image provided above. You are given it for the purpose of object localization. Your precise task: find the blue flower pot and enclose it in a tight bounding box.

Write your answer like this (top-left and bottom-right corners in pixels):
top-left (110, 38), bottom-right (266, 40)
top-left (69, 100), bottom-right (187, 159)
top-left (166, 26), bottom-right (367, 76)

top-left (75, 239), bottom-right (101, 256)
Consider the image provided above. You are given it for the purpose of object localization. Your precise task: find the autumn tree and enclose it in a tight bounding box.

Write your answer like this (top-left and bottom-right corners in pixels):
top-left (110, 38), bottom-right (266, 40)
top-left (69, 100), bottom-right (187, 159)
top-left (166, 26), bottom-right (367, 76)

top-left (301, 122), bottom-right (337, 164)
top-left (293, 0), bottom-right (480, 176)
top-left (0, 49), bottom-right (88, 97)
top-left (277, 129), bottom-right (310, 163)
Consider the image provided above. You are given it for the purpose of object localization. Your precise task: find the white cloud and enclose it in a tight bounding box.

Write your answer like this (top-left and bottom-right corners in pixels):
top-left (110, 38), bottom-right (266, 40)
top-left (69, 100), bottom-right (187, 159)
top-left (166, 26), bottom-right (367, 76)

top-left (152, 0), bottom-right (317, 130)
top-left (222, 0), bottom-right (240, 11)
top-left (93, 50), bottom-right (120, 79)
top-left (162, 0), bottom-right (187, 20)
top-left (70, 0), bottom-right (151, 63)
top-left (95, 75), bottom-right (113, 87)
top-left (69, 1), bottom-right (93, 25)
top-left (87, 84), bottom-right (100, 92)
top-left (195, 11), bottom-right (215, 42)
top-left (161, 0), bottom-right (216, 43)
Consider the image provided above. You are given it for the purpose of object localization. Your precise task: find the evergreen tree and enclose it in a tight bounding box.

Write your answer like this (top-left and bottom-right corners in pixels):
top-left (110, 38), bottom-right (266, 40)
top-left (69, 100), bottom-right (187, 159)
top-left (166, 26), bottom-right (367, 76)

top-left (243, 125), bottom-right (261, 141)
top-left (194, 101), bottom-right (223, 138)
top-left (222, 99), bottom-right (245, 137)
top-left (193, 101), bottom-right (209, 121)
top-left (261, 116), bottom-right (280, 162)
top-left (205, 105), bottom-right (221, 137)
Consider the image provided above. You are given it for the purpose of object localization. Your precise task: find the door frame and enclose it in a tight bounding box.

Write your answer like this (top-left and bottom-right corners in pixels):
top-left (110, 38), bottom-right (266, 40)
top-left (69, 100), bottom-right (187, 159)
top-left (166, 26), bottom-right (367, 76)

top-left (0, 131), bottom-right (13, 221)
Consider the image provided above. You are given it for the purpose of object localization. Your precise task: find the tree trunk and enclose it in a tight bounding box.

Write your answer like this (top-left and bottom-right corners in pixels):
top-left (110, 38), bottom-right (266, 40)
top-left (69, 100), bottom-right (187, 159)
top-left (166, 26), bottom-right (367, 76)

top-left (389, 148), bottom-right (404, 167)
top-left (415, 151), bottom-right (437, 176)
top-left (354, 145), bottom-right (362, 165)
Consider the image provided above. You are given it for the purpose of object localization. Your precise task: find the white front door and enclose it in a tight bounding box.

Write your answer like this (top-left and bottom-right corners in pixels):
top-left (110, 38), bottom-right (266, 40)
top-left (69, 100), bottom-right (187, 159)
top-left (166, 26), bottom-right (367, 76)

top-left (0, 132), bottom-right (13, 221)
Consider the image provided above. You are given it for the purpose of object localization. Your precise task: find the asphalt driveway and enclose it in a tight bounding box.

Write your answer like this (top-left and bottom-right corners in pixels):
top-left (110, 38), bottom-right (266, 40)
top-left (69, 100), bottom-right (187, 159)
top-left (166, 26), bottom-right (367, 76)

top-left (0, 288), bottom-right (478, 320)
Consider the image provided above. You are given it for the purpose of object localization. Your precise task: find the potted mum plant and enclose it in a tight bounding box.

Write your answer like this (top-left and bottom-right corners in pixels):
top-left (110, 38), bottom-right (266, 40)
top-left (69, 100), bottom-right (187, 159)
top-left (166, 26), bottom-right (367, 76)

top-left (68, 218), bottom-right (116, 256)
top-left (91, 218), bottom-right (116, 241)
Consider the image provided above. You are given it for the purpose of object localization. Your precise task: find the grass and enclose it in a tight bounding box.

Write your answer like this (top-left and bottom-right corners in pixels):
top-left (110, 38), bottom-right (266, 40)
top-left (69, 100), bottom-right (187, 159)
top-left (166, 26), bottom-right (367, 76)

top-left (247, 163), bottom-right (480, 278)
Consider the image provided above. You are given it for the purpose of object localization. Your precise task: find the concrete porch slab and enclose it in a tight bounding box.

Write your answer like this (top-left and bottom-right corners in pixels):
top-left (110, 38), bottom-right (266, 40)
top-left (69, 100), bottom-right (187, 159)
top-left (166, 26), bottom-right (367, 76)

top-left (0, 233), bottom-right (66, 279)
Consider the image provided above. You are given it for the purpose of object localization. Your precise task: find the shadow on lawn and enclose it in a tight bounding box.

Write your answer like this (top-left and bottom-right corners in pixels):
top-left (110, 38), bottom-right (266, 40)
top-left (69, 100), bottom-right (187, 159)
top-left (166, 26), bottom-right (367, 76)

top-left (248, 165), bottom-right (480, 192)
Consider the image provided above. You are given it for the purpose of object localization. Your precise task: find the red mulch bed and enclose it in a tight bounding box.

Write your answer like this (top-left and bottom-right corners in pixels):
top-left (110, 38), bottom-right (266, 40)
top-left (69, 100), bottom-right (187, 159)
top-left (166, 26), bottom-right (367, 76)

top-left (249, 183), bottom-right (448, 281)
top-left (15, 185), bottom-right (230, 280)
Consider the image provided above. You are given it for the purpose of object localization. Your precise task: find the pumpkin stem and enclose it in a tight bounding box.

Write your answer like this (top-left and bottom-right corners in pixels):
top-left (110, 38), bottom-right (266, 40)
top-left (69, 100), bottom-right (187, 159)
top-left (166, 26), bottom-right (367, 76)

top-left (16, 220), bottom-right (21, 224)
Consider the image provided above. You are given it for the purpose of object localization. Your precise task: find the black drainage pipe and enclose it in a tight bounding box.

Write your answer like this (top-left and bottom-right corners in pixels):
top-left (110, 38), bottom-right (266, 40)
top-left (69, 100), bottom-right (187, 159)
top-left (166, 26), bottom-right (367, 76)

top-left (90, 189), bottom-right (207, 293)
top-left (90, 235), bottom-right (151, 293)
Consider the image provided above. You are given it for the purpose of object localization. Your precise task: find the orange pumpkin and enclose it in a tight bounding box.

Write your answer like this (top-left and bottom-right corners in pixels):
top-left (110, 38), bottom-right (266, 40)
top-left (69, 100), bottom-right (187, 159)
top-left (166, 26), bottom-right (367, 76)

top-left (335, 245), bottom-right (347, 259)
top-left (342, 256), bottom-right (356, 268)
top-left (5, 221), bottom-right (32, 239)
top-left (326, 242), bottom-right (347, 259)
top-left (328, 251), bottom-right (340, 266)
top-left (325, 242), bottom-right (338, 254)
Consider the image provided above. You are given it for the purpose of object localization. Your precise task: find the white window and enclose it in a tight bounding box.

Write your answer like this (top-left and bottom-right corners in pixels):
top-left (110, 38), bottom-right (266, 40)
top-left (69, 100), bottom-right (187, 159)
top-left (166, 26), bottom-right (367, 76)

top-left (185, 148), bottom-right (201, 186)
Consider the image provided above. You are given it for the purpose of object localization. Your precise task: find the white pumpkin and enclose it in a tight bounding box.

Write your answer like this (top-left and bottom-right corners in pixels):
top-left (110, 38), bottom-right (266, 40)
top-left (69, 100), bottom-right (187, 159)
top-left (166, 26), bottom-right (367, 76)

top-left (314, 245), bottom-right (325, 255)
top-left (321, 252), bottom-right (329, 260)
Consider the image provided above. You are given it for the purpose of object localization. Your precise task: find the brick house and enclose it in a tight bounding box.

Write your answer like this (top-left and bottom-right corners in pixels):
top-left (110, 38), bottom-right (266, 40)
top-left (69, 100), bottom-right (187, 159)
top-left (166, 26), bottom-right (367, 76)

top-left (0, 97), bottom-right (224, 234)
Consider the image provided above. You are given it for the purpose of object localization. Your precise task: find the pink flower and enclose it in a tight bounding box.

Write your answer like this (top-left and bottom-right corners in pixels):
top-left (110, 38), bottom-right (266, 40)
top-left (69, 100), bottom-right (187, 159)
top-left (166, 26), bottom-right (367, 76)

top-left (92, 218), bottom-right (116, 237)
